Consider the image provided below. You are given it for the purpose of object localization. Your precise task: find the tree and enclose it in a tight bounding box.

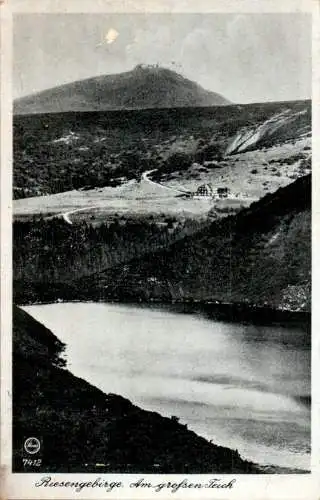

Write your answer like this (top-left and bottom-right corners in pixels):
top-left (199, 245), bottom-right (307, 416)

top-left (195, 143), bottom-right (223, 163)
top-left (163, 152), bottom-right (192, 174)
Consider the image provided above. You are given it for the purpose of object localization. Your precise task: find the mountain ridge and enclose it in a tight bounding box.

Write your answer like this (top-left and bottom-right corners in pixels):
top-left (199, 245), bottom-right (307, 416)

top-left (14, 65), bottom-right (231, 115)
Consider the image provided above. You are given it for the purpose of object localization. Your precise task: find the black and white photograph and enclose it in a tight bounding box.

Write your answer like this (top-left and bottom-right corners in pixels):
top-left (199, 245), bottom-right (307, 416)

top-left (1, 0), bottom-right (318, 497)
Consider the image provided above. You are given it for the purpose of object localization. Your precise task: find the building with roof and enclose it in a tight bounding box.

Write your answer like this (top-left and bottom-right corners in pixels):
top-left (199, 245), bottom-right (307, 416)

top-left (194, 184), bottom-right (213, 198)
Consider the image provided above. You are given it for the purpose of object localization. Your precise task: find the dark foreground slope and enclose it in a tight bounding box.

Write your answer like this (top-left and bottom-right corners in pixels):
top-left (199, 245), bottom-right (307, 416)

top-left (80, 175), bottom-right (311, 312)
top-left (13, 305), bottom-right (257, 473)
top-left (14, 65), bottom-right (230, 115)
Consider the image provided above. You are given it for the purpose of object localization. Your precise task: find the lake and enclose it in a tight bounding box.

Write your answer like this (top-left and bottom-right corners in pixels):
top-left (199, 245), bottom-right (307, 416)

top-left (23, 302), bottom-right (311, 471)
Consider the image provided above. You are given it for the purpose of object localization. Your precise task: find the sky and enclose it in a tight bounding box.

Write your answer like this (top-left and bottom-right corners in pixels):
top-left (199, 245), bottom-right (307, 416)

top-left (13, 13), bottom-right (311, 103)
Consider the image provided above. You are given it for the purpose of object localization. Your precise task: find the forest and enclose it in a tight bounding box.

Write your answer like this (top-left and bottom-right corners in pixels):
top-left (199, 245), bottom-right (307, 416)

top-left (13, 215), bottom-right (204, 303)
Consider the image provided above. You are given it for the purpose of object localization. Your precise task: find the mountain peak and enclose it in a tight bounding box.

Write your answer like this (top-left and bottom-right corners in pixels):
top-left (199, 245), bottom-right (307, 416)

top-left (14, 66), bottom-right (231, 115)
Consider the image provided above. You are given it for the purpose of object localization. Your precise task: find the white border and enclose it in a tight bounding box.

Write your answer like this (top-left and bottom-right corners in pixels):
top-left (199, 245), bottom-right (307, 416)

top-left (1, 1), bottom-right (319, 499)
top-left (9, 0), bottom-right (314, 14)
top-left (0, 2), bottom-right (12, 499)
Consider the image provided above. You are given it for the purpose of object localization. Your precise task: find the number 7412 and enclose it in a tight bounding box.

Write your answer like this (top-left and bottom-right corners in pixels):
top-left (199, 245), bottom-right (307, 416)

top-left (22, 458), bottom-right (42, 467)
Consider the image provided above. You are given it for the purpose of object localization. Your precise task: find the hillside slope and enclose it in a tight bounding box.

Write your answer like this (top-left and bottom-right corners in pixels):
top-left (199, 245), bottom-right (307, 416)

top-left (80, 175), bottom-right (311, 311)
top-left (13, 305), bottom-right (257, 473)
top-left (14, 65), bottom-right (230, 115)
top-left (13, 100), bottom-right (310, 200)
top-left (225, 108), bottom-right (310, 155)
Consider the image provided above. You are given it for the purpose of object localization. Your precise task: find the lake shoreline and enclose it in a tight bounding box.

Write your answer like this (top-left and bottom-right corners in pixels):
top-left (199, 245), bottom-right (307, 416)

top-left (16, 296), bottom-right (311, 329)
top-left (22, 301), bottom-right (311, 472)
top-left (15, 304), bottom-right (310, 474)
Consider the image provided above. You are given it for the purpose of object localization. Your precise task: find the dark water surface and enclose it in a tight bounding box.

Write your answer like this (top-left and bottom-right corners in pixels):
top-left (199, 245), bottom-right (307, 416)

top-left (23, 302), bottom-right (310, 470)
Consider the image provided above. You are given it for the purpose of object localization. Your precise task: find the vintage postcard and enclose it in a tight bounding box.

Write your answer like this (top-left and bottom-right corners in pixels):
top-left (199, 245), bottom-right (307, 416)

top-left (1, 0), bottom-right (319, 498)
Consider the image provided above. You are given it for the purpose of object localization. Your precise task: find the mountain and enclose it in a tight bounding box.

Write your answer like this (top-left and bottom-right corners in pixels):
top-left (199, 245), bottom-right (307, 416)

top-left (14, 65), bottom-right (230, 115)
top-left (79, 174), bottom-right (311, 312)
top-left (13, 305), bottom-right (257, 473)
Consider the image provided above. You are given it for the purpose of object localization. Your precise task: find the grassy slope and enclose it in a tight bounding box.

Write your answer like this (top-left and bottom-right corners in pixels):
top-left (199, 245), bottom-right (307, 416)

top-left (80, 175), bottom-right (311, 311)
top-left (13, 305), bottom-right (257, 473)
top-left (13, 100), bottom-right (310, 199)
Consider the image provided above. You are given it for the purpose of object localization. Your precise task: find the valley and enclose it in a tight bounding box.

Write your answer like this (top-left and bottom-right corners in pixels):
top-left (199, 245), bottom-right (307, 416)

top-left (13, 99), bottom-right (311, 313)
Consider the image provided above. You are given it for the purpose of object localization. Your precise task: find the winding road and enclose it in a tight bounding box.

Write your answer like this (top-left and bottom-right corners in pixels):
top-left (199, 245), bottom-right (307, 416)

top-left (61, 169), bottom-right (185, 225)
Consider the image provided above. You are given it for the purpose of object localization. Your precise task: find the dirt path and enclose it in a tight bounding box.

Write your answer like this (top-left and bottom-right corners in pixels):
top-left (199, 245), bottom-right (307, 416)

top-left (142, 169), bottom-right (185, 194)
top-left (62, 206), bottom-right (102, 225)
top-left (60, 170), bottom-right (186, 224)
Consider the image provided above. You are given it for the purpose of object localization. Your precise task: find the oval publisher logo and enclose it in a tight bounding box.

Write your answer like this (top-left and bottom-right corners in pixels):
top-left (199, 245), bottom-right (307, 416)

top-left (24, 437), bottom-right (41, 455)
